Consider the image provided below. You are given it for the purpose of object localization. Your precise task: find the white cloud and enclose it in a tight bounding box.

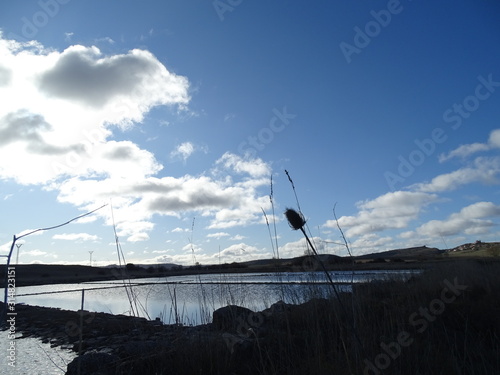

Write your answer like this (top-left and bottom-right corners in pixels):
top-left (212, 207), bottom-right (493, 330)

top-left (52, 233), bottom-right (99, 241)
top-left (348, 234), bottom-right (393, 256)
top-left (117, 221), bottom-right (154, 242)
top-left (324, 191), bottom-right (438, 237)
top-left (208, 195), bottom-right (270, 229)
top-left (145, 176), bottom-right (246, 212)
top-left (171, 227), bottom-right (188, 233)
top-left (230, 234), bottom-right (246, 241)
top-left (207, 232), bottom-right (230, 239)
top-left (460, 201), bottom-right (500, 218)
top-left (0, 241), bottom-right (11, 253)
top-left (51, 152), bottom-right (272, 239)
top-left (411, 202), bottom-right (500, 238)
top-left (95, 37), bottom-right (115, 45)
top-left (490, 129), bottom-right (500, 148)
top-left (217, 243), bottom-right (270, 263)
top-left (135, 241), bottom-right (271, 266)
top-left (439, 128), bottom-right (500, 162)
top-left (278, 237), bottom-right (326, 258)
top-left (170, 141), bottom-right (195, 161)
top-left (0, 35), bottom-right (189, 185)
top-left (439, 143), bottom-right (490, 162)
top-left (216, 152), bottom-right (271, 178)
top-left (413, 156), bottom-right (500, 193)
top-left (181, 242), bottom-right (204, 254)
top-left (37, 45), bottom-right (188, 109)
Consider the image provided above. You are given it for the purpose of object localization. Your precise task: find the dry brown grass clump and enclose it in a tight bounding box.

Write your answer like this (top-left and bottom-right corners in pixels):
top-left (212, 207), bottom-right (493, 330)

top-left (352, 260), bottom-right (500, 374)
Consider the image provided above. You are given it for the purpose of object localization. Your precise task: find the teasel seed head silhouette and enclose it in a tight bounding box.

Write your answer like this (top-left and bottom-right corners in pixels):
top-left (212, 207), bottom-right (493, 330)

top-left (285, 208), bottom-right (306, 230)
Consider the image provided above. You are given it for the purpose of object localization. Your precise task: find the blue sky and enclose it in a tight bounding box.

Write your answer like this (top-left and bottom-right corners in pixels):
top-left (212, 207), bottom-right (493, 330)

top-left (0, 0), bottom-right (499, 266)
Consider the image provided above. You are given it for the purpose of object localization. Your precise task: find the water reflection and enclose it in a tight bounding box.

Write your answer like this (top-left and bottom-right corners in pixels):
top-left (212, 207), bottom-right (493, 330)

top-left (0, 331), bottom-right (75, 374)
top-left (10, 270), bottom-right (419, 326)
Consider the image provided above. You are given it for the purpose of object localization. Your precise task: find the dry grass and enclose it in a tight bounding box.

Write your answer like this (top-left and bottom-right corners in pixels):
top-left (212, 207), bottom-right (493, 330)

top-left (134, 259), bottom-right (500, 374)
top-left (351, 259), bottom-right (500, 374)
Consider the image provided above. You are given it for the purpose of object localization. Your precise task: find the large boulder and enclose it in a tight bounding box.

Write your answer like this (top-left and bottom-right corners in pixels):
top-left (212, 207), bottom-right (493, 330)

top-left (66, 352), bottom-right (119, 375)
top-left (212, 305), bottom-right (254, 333)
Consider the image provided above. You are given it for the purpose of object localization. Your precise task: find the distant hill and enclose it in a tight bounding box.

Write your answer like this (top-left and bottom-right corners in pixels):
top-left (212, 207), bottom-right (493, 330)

top-left (447, 241), bottom-right (500, 257)
top-left (355, 246), bottom-right (443, 260)
top-left (356, 241), bottom-right (500, 260)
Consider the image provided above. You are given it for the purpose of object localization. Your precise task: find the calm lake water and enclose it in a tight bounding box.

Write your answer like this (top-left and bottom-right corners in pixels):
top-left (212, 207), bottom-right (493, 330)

top-left (10, 270), bottom-right (418, 325)
top-left (0, 330), bottom-right (75, 374)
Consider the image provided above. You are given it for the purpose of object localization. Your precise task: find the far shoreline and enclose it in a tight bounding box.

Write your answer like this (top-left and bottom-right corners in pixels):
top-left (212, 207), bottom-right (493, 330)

top-left (2, 254), bottom-right (498, 288)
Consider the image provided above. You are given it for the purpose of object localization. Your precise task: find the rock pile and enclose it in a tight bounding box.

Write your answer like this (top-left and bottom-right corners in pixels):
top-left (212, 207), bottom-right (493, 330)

top-left (1, 298), bottom-right (343, 375)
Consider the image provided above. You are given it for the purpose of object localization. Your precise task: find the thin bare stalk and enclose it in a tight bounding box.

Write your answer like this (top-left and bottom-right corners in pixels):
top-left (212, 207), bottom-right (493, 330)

top-left (333, 203), bottom-right (354, 258)
top-left (333, 203), bottom-right (363, 365)
top-left (270, 175), bottom-right (280, 259)
top-left (110, 202), bottom-right (139, 317)
top-left (189, 218), bottom-right (210, 324)
top-left (262, 208), bottom-right (276, 260)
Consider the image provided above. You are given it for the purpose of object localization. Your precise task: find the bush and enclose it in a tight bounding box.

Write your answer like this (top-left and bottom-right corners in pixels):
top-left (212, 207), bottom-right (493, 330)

top-left (126, 263), bottom-right (137, 271)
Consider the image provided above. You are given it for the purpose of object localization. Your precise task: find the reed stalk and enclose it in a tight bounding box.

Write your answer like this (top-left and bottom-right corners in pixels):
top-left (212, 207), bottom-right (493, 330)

top-left (285, 207), bottom-right (365, 363)
top-left (283, 170), bottom-right (365, 363)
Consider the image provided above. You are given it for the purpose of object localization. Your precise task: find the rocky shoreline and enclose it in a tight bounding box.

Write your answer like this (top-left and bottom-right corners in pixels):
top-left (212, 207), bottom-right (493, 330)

top-left (2, 298), bottom-right (345, 375)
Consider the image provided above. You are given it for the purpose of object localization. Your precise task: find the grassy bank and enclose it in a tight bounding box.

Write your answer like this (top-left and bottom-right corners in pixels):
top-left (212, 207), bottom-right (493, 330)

top-left (352, 259), bottom-right (500, 374)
